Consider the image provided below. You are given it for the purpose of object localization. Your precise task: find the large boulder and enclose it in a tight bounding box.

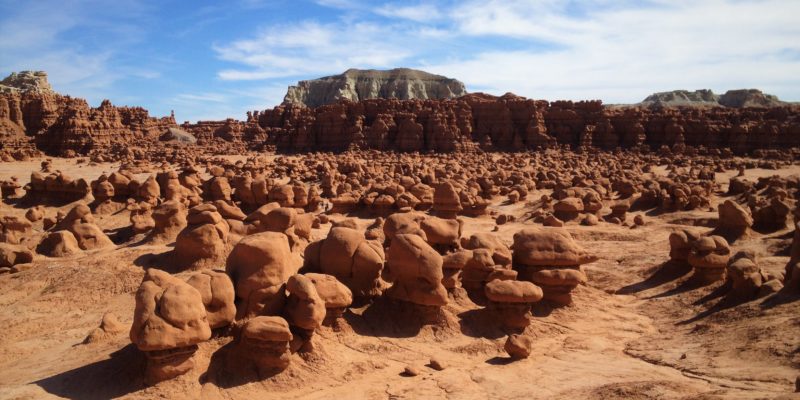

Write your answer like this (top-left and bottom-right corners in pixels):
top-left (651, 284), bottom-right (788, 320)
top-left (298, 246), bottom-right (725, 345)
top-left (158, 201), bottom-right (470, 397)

top-left (226, 231), bottom-right (296, 319)
top-left (130, 269), bottom-right (211, 385)
top-left (304, 227), bottom-right (385, 298)
top-left (384, 233), bottom-right (448, 307)
top-left (511, 227), bottom-right (597, 305)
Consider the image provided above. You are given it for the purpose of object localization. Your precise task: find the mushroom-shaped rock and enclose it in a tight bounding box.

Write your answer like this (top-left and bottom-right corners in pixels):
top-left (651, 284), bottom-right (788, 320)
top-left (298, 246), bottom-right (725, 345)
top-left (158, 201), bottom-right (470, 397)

top-left (420, 216), bottom-right (461, 254)
top-left (138, 176), bottom-right (161, 205)
top-left (688, 235), bottom-right (731, 284)
top-left (304, 273), bottom-right (353, 324)
top-left (432, 182), bottom-right (462, 219)
top-left (716, 200), bottom-right (752, 241)
top-left (458, 248), bottom-right (504, 291)
top-left (383, 212), bottom-right (427, 244)
top-left (511, 227), bottom-right (597, 305)
top-left (226, 232), bottom-right (295, 319)
top-left (668, 229), bottom-right (702, 263)
top-left (54, 204), bottom-right (114, 251)
top-left (441, 249), bottom-right (474, 289)
top-left (284, 274), bottom-right (326, 351)
top-left (239, 316), bottom-right (293, 372)
top-left (185, 270), bottom-right (236, 329)
top-left (268, 184), bottom-right (295, 207)
top-left (304, 227), bottom-right (385, 298)
top-left (129, 202), bottom-right (155, 234)
top-left (149, 200), bottom-right (188, 243)
top-left (36, 230), bottom-right (81, 257)
top-left (553, 197), bottom-right (583, 221)
top-left (0, 243), bottom-right (34, 268)
top-left (462, 233), bottom-right (513, 267)
top-left (174, 204), bottom-right (229, 269)
top-left (130, 269), bottom-right (211, 385)
top-left (485, 279), bottom-right (543, 329)
top-left (512, 227), bottom-right (598, 267)
top-left (212, 200), bottom-right (246, 221)
top-left (384, 233), bottom-right (448, 307)
top-left (726, 252), bottom-right (763, 299)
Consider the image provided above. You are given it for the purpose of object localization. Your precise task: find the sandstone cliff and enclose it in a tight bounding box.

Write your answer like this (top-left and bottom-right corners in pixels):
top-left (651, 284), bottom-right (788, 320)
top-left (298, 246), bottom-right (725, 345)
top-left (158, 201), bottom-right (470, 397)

top-left (0, 71), bottom-right (176, 159)
top-left (0, 71), bottom-right (53, 94)
top-left (245, 93), bottom-right (800, 154)
top-left (282, 68), bottom-right (467, 108)
top-left (3, 70), bottom-right (799, 159)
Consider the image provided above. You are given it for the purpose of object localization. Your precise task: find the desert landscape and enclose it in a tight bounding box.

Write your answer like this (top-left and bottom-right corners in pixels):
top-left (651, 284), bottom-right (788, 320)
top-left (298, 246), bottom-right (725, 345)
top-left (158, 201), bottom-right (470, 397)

top-left (0, 64), bottom-right (798, 400)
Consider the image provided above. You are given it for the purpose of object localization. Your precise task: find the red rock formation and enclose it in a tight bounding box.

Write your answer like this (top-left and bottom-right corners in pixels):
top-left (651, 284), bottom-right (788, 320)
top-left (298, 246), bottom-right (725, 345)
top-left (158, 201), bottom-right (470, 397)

top-left (3, 84), bottom-right (800, 157)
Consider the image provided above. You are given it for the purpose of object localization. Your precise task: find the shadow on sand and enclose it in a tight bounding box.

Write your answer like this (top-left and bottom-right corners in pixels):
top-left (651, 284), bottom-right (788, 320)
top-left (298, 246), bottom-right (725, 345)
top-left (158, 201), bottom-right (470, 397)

top-left (616, 260), bottom-right (692, 295)
top-left (34, 344), bottom-right (145, 400)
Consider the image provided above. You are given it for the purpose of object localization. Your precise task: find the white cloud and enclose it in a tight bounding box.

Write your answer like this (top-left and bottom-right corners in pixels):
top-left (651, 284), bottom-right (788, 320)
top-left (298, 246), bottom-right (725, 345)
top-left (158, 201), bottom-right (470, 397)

top-left (0, 0), bottom-right (158, 105)
top-left (214, 21), bottom-right (413, 80)
top-left (374, 3), bottom-right (441, 22)
top-left (429, 0), bottom-right (800, 102)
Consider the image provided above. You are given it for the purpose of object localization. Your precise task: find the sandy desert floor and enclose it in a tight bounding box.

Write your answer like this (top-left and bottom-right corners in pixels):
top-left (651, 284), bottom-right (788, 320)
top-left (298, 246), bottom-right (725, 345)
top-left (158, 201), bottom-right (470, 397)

top-left (0, 157), bottom-right (798, 400)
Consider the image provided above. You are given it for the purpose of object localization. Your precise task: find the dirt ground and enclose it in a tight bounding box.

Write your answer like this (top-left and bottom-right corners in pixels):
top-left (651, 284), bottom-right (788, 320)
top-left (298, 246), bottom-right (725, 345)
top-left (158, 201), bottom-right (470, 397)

top-left (0, 157), bottom-right (798, 400)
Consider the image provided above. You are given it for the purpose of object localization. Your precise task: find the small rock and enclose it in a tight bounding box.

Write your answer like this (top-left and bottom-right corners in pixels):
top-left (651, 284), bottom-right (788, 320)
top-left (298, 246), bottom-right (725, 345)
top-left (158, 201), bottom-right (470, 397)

top-left (543, 214), bottom-right (564, 227)
top-left (504, 334), bottom-right (533, 360)
top-left (634, 215), bottom-right (645, 225)
top-left (403, 365), bottom-right (421, 376)
top-left (429, 358), bottom-right (446, 371)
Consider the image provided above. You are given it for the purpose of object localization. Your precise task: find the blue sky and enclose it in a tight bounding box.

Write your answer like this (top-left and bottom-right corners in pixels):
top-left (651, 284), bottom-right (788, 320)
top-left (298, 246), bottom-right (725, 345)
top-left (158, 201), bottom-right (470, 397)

top-left (1, 0), bottom-right (798, 122)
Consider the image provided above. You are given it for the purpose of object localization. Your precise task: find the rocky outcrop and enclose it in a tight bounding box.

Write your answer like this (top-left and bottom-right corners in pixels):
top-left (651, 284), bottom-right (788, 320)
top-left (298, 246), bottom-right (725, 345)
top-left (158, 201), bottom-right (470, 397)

top-left (718, 89), bottom-right (786, 108)
top-left (637, 88), bottom-right (785, 109)
top-left (2, 69), bottom-right (799, 157)
top-left (638, 90), bottom-right (720, 108)
top-left (0, 71), bottom-right (176, 158)
top-left (252, 94), bottom-right (800, 153)
top-left (0, 71), bottom-right (53, 94)
top-left (282, 68), bottom-right (467, 108)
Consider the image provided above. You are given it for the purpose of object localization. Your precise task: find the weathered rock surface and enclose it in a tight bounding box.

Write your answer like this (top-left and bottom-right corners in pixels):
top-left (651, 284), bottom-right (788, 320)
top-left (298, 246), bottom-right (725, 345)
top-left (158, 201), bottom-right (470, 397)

top-left (282, 68), bottom-right (467, 108)
top-left (637, 88), bottom-right (786, 109)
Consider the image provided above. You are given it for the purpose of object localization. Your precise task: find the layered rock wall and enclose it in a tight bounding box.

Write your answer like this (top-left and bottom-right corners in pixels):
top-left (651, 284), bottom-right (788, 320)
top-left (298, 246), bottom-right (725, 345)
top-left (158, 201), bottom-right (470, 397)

top-left (283, 68), bottom-right (467, 108)
top-left (247, 93), bottom-right (800, 154)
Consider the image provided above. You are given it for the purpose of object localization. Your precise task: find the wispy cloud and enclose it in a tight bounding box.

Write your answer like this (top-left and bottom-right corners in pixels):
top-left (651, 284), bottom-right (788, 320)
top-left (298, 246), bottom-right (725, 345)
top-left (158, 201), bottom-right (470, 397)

top-left (374, 3), bottom-right (441, 22)
top-left (215, 0), bottom-right (800, 104)
top-left (214, 20), bottom-right (414, 80)
top-left (0, 0), bottom-right (158, 104)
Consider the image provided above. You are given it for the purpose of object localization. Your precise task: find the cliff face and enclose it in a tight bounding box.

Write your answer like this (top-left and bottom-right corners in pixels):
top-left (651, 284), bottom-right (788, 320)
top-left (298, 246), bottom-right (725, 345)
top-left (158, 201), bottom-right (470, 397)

top-left (2, 69), bottom-right (799, 159)
top-left (0, 71), bottom-right (176, 158)
top-left (244, 93), bottom-right (800, 154)
top-left (282, 68), bottom-right (467, 108)
top-left (638, 89), bottom-right (785, 109)
top-left (0, 71), bottom-right (53, 94)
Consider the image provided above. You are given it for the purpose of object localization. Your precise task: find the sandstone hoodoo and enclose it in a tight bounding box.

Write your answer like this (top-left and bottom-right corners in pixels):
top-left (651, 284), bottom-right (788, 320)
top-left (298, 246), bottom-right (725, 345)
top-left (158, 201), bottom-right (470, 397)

top-left (130, 269), bottom-right (211, 385)
top-left (1, 62), bottom-right (800, 399)
top-left (3, 69), bottom-right (800, 158)
top-left (511, 227), bottom-right (598, 305)
top-left (282, 68), bottom-right (467, 108)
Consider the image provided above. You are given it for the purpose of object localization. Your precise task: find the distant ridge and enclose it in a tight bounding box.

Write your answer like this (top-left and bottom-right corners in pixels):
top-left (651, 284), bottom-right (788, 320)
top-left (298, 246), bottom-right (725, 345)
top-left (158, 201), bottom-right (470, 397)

top-left (637, 88), bottom-right (785, 108)
top-left (282, 68), bottom-right (467, 108)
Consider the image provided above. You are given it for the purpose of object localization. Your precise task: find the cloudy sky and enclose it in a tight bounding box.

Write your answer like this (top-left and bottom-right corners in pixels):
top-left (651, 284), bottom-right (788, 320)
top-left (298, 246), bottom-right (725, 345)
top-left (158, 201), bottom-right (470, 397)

top-left (1, 0), bottom-right (798, 122)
